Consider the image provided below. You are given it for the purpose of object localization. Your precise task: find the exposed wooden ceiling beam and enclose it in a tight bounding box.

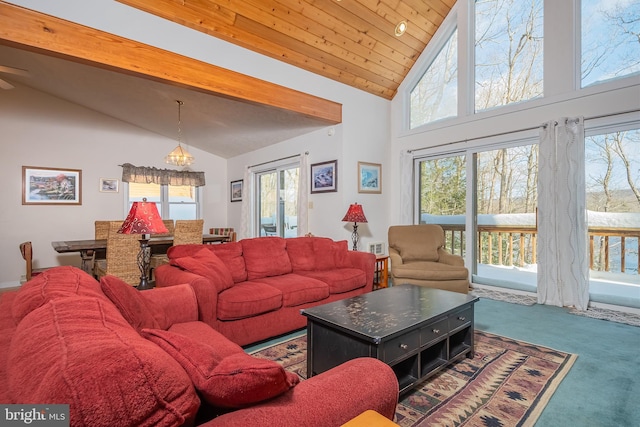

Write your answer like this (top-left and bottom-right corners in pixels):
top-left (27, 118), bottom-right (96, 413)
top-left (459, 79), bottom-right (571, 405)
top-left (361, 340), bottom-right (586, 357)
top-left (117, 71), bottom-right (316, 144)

top-left (0, 1), bottom-right (342, 124)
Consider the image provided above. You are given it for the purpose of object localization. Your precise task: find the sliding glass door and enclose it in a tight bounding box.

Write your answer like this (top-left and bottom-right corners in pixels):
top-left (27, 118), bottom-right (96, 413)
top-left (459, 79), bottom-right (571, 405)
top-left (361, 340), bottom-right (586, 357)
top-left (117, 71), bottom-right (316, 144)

top-left (255, 165), bottom-right (299, 238)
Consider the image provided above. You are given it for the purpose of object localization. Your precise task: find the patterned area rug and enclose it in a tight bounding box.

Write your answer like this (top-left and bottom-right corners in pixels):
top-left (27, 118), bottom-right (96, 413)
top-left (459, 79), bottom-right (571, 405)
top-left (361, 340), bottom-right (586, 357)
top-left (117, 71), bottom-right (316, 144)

top-left (251, 331), bottom-right (576, 427)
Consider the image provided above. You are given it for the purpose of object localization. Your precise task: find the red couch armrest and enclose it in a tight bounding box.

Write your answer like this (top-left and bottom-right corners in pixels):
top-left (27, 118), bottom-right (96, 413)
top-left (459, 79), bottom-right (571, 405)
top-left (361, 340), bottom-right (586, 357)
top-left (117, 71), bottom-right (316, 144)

top-left (345, 251), bottom-right (376, 292)
top-left (140, 284), bottom-right (199, 326)
top-left (154, 264), bottom-right (220, 328)
top-left (203, 357), bottom-right (398, 426)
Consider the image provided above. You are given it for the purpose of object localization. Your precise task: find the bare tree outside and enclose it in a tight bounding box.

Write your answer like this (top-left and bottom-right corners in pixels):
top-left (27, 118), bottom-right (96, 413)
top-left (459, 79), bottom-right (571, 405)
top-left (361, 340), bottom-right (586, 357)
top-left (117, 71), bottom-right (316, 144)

top-left (582, 0), bottom-right (640, 86)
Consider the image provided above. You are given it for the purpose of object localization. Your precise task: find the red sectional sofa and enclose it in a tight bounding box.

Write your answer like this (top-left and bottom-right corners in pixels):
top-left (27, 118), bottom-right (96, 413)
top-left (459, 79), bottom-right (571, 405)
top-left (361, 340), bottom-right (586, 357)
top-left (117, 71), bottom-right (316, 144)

top-left (0, 266), bottom-right (399, 426)
top-left (154, 236), bottom-right (376, 346)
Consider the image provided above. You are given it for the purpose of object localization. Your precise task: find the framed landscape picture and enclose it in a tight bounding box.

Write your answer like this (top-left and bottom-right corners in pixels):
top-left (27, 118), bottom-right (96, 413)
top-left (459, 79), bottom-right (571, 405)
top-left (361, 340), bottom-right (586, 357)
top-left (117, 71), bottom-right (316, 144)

top-left (22, 166), bottom-right (82, 205)
top-left (230, 179), bottom-right (243, 202)
top-left (310, 160), bottom-right (338, 193)
top-left (358, 162), bottom-right (381, 194)
top-left (99, 178), bottom-right (119, 193)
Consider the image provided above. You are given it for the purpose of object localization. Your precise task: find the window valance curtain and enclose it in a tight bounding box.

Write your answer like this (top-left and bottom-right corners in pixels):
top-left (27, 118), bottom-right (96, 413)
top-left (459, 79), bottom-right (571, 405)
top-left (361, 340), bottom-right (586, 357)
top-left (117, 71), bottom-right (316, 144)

top-left (121, 163), bottom-right (205, 187)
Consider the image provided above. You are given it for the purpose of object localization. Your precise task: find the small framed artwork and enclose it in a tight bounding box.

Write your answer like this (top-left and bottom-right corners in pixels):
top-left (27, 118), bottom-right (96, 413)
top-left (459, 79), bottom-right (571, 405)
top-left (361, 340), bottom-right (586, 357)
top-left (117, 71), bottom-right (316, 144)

top-left (358, 162), bottom-right (382, 194)
top-left (99, 178), bottom-right (119, 193)
top-left (310, 160), bottom-right (338, 193)
top-left (22, 166), bottom-right (82, 205)
top-left (230, 179), bottom-right (243, 202)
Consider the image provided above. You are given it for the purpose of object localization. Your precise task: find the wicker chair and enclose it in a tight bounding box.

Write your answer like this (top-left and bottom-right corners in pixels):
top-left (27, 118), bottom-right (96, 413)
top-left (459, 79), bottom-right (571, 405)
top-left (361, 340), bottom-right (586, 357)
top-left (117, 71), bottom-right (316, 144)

top-left (149, 220), bottom-right (203, 275)
top-left (94, 222), bottom-right (142, 286)
top-left (19, 241), bottom-right (52, 283)
top-left (209, 227), bottom-right (237, 242)
top-left (174, 219), bottom-right (204, 245)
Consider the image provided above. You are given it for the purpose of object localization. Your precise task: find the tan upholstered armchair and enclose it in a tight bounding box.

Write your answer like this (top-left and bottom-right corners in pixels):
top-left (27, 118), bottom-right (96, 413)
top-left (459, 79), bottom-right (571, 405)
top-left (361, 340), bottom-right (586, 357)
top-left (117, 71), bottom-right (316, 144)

top-left (388, 224), bottom-right (469, 294)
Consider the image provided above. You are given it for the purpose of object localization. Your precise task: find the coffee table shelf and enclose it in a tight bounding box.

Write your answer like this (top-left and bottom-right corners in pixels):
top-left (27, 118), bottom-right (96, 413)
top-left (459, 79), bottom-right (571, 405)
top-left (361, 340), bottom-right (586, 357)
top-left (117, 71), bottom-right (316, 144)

top-left (302, 285), bottom-right (479, 394)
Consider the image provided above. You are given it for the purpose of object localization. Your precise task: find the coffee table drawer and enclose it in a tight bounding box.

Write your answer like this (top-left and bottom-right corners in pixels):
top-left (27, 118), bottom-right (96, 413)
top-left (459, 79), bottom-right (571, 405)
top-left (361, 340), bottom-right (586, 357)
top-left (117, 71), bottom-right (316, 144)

top-left (384, 330), bottom-right (420, 363)
top-left (450, 306), bottom-right (473, 330)
top-left (420, 318), bottom-right (448, 345)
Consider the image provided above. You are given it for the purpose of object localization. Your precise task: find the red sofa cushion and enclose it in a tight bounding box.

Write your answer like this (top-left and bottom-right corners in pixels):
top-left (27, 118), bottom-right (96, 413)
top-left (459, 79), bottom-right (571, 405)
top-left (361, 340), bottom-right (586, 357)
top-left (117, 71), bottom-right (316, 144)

top-left (255, 274), bottom-right (330, 307)
top-left (141, 328), bottom-right (299, 408)
top-left (11, 266), bottom-right (106, 322)
top-left (286, 237), bottom-right (316, 271)
top-left (332, 240), bottom-right (351, 268)
top-left (101, 275), bottom-right (168, 330)
top-left (217, 282), bottom-right (282, 320)
top-left (312, 238), bottom-right (338, 270)
top-left (298, 268), bottom-right (366, 294)
top-left (242, 237), bottom-right (292, 280)
top-left (8, 297), bottom-right (200, 426)
top-left (168, 243), bottom-right (247, 283)
top-left (170, 248), bottom-right (234, 291)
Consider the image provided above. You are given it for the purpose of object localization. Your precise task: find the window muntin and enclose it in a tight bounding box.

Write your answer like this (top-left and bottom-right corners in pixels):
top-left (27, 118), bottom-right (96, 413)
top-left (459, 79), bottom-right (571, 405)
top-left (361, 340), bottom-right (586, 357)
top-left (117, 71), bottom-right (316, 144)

top-left (410, 29), bottom-right (458, 128)
top-left (581, 0), bottom-right (640, 87)
top-left (475, 0), bottom-right (544, 112)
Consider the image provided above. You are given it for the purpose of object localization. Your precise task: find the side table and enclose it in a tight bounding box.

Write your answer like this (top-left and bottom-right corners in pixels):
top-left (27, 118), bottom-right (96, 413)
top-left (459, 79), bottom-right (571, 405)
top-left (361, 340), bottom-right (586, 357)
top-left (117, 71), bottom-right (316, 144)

top-left (374, 255), bottom-right (389, 289)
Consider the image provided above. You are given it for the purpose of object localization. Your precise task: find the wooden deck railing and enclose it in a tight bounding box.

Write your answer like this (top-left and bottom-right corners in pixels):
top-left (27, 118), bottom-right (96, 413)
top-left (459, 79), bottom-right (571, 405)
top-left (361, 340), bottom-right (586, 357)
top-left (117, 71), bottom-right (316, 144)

top-left (436, 223), bottom-right (639, 275)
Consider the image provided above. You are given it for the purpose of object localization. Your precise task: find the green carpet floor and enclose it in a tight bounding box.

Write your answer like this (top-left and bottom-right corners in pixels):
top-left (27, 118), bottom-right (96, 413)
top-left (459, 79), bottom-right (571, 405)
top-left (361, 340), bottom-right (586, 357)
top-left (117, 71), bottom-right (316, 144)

top-left (246, 298), bottom-right (640, 426)
top-left (475, 298), bottom-right (639, 427)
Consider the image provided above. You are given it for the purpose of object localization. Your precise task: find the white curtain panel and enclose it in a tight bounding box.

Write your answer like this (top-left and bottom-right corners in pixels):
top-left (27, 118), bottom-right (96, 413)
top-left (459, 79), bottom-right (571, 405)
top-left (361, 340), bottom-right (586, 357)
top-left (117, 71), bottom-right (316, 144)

top-left (537, 117), bottom-right (589, 310)
top-left (399, 150), bottom-right (414, 224)
top-left (297, 153), bottom-right (309, 236)
top-left (239, 167), bottom-right (251, 240)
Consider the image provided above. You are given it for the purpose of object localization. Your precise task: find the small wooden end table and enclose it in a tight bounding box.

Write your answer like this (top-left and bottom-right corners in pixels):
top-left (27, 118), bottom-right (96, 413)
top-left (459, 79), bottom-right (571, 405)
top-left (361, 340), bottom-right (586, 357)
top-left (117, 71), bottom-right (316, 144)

top-left (374, 255), bottom-right (389, 289)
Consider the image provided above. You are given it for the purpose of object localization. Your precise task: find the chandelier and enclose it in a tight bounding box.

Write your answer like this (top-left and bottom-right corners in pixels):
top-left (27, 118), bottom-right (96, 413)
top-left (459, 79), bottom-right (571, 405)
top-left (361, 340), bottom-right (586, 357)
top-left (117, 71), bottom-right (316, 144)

top-left (165, 100), bottom-right (194, 167)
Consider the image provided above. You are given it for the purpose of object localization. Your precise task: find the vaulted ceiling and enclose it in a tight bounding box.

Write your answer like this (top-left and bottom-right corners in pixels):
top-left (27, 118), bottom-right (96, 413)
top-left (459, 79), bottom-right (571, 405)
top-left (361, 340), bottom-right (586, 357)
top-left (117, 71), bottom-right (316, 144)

top-left (118, 0), bottom-right (456, 99)
top-left (0, 1), bottom-right (455, 158)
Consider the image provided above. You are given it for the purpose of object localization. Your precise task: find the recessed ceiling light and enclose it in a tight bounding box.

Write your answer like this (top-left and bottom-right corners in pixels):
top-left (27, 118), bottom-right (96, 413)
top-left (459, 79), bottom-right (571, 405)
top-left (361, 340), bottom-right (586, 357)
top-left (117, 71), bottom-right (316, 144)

top-left (395, 20), bottom-right (407, 37)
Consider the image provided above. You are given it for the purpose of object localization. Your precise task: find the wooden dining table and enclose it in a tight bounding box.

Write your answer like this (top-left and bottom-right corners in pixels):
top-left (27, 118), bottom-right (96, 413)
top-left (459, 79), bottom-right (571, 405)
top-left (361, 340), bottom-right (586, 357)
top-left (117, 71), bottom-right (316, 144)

top-left (52, 234), bottom-right (229, 274)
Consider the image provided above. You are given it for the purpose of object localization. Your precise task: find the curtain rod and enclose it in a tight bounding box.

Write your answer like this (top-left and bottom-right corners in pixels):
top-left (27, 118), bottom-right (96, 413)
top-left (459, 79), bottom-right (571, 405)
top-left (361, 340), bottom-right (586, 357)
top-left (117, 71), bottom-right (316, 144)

top-left (248, 151), bottom-right (308, 169)
top-left (407, 108), bottom-right (639, 154)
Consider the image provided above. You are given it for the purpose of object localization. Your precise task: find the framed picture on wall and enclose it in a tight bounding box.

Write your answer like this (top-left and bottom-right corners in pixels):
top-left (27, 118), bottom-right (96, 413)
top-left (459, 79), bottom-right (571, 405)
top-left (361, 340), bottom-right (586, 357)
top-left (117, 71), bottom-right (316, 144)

top-left (357, 162), bottom-right (382, 194)
top-left (99, 178), bottom-right (119, 193)
top-left (22, 166), bottom-right (82, 205)
top-left (230, 179), bottom-right (243, 202)
top-left (310, 160), bottom-right (338, 193)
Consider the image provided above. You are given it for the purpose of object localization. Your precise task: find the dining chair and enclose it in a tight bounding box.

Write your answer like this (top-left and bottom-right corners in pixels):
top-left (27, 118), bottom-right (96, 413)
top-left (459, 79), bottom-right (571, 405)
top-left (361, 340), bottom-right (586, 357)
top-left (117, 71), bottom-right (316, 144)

top-left (93, 220), bottom-right (124, 278)
top-left (173, 219), bottom-right (205, 245)
top-left (209, 227), bottom-right (237, 242)
top-left (19, 241), bottom-right (52, 283)
top-left (94, 221), bottom-right (141, 286)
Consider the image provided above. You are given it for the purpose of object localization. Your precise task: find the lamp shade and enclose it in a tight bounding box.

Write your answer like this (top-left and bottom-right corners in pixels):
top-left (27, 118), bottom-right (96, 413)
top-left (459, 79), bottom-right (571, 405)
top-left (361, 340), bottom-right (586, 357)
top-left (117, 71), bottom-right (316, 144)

top-left (342, 203), bottom-right (367, 223)
top-left (119, 199), bottom-right (168, 235)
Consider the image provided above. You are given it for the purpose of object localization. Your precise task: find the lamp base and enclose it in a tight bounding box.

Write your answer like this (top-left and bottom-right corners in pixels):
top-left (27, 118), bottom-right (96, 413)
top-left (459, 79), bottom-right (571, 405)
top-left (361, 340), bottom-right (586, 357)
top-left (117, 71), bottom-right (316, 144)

top-left (351, 223), bottom-right (359, 251)
top-left (136, 235), bottom-right (154, 291)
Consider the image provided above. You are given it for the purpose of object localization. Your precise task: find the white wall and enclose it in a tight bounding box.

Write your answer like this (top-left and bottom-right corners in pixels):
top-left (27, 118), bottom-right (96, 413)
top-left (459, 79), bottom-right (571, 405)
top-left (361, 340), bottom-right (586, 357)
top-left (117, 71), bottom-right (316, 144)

top-left (3, 1), bottom-right (394, 286)
top-left (1, 85), bottom-right (228, 287)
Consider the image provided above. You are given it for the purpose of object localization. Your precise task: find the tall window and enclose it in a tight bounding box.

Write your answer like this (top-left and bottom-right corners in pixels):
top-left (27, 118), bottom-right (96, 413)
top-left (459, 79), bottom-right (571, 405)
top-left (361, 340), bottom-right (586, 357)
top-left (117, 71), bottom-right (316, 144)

top-left (418, 154), bottom-right (467, 255)
top-left (127, 182), bottom-right (199, 220)
top-left (581, 0), bottom-right (640, 87)
top-left (585, 127), bottom-right (639, 283)
top-left (410, 29), bottom-right (458, 128)
top-left (255, 165), bottom-right (299, 238)
top-left (475, 0), bottom-right (544, 112)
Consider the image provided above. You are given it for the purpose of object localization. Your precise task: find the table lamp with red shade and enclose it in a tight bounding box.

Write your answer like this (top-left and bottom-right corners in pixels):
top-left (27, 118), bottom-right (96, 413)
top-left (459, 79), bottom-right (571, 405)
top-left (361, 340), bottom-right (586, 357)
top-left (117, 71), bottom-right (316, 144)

top-left (342, 203), bottom-right (367, 251)
top-left (118, 198), bottom-right (168, 290)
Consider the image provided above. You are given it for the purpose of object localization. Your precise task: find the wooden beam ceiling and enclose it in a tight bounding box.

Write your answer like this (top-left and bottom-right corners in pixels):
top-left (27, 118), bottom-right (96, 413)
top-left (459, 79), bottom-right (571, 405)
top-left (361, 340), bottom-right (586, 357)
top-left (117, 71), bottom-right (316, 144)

top-left (0, 1), bottom-right (342, 124)
top-left (117, 0), bottom-right (456, 100)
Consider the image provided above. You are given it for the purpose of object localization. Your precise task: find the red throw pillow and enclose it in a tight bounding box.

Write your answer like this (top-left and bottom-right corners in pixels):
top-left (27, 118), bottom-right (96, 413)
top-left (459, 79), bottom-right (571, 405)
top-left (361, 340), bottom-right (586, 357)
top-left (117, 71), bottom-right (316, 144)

top-left (100, 275), bottom-right (168, 330)
top-left (141, 328), bottom-right (299, 408)
top-left (170, 248), bottom-right (234, 291)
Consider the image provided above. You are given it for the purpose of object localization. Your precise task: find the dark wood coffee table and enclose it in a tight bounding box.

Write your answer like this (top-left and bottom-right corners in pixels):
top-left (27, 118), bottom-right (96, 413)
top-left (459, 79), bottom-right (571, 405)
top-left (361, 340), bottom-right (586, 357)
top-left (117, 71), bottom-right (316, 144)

top-left (301, 284), bottom-right (479, 393)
